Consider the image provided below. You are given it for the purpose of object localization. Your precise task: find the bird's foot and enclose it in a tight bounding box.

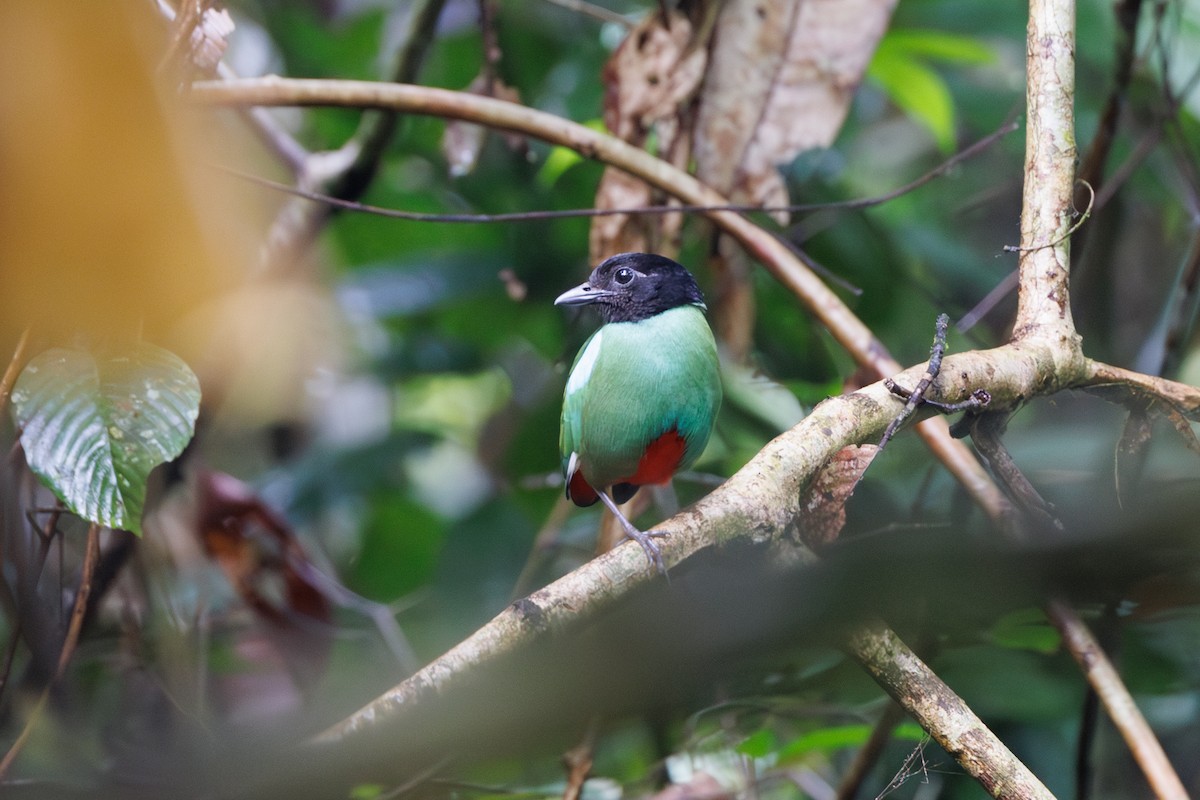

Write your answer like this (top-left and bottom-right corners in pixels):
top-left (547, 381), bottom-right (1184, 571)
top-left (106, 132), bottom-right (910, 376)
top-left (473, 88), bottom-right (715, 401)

top-left (596, 489), bottom-right (671, 576)
top-left (620, 525), bottom-right (669, 576)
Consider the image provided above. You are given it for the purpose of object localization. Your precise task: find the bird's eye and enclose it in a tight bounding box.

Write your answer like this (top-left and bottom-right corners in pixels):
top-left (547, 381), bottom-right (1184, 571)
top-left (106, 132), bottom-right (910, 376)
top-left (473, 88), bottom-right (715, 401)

top-left (614, 267), bottom-right (635, 285)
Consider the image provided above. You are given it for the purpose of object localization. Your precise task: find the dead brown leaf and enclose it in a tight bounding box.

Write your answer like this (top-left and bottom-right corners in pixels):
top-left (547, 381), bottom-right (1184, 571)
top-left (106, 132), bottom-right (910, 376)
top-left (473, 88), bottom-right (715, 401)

top-left (591, 10), bottom-right (709, 262)
top-left (694, 0), bottom-right (898, 220)
top-left (1114, 404), bottom-right (1153, 507)
top-left (442, 72), bottom-right (523, 177)
top-left (799, 444), bottom-right (879, 547)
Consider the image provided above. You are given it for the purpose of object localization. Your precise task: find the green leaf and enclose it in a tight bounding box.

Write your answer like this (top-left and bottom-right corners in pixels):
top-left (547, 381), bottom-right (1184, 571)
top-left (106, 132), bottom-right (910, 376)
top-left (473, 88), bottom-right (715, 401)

top-left (720, 359), bottom-right (807, 434)
top-left (988, 608), bottom-right (1062, 654)
top-left (351, 495), bottom-right (445, 601)
top-left (777, 722), bottom-right (926, 764)
top-left (868, 49), bottom-right (957, 152)
top-left (880, 30), bottom-right (996, 65)
top-left (536, 119), bottom-right (607, 188)
top-left (10, 343), bottom-right (201, 534)
top-left (736, 728), bottom-right (777, 758)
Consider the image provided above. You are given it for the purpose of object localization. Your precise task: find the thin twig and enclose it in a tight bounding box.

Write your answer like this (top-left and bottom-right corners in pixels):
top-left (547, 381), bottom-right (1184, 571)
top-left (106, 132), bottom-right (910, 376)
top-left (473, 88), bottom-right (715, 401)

top-left (1073, 0), bottom-right (1144, 223)
top-left (968, 417), bottom-right (1187, 799)
top-left (0, 523), bottom-right (102, 782)
top-left (511, 496), bottom-right (577, 600)
top-left (878, 315), bottom-right (978, 451)
top-left (1004, 180), bottom-right (1094, 253)
top-left (539, 0), bottom-right (634, 28)
top-left (1074, 601), bottom-right (1118, 800)
top-left (54, 524), bottom-right (100, 681)
top-left (215, 121), bottom-right (1018, 225)
top-left (834, 701), bottom-right (907, 800)
top-left (0, 328), bottom-right (31, 418)
top-left (967, 413), bottom-right (1063, 539)
top-left (1046, 599), bottom-right (1188, 800)
top-left (262, 0), bottom-right (447, 272)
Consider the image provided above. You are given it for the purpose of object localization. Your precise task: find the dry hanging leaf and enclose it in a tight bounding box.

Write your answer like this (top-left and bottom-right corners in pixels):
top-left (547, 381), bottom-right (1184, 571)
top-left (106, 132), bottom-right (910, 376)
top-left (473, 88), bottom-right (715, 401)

top-left (589, 169), bottom-right (658, 261)
top-left (1114, 404), bottom-right (1153, 507)
top-left (590, 10), bottom-right (709, 262)
top-left (442, 72), bottom-right (523, 177)
top-left (798, 444), bottom-right (879, 547)
top-left (694, 0), bottom-right (897, 220)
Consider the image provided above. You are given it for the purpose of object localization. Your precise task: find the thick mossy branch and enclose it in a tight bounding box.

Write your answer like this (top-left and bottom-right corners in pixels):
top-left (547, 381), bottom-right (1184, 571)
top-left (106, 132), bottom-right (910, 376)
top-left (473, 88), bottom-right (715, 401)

top-left (317, 340), bottom-right (1084, 743)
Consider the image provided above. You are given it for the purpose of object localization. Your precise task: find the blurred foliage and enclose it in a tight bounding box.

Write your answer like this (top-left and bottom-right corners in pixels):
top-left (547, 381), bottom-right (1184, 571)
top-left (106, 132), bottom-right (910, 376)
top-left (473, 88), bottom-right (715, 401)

top-left (2, 0), bottom-right (1200, 798)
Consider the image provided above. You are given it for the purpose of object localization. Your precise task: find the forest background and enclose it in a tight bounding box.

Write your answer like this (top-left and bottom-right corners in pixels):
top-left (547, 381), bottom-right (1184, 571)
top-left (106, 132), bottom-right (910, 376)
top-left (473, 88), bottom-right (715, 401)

top-left (1, 0), bottom-right (1200, 799)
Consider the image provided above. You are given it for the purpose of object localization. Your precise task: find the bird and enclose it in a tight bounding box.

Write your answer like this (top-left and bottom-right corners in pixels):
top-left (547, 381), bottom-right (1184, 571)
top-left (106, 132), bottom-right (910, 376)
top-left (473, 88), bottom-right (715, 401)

top-left (556, 252), bottom-right (722, 573)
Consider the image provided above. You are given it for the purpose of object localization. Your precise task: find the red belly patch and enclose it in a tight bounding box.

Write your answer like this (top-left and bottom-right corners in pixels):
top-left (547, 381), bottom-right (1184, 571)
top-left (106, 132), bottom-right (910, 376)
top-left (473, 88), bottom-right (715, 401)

top-left (566, 428), bottom-right (687, 508)
top-left (624, 428), bottom-right (687, 486)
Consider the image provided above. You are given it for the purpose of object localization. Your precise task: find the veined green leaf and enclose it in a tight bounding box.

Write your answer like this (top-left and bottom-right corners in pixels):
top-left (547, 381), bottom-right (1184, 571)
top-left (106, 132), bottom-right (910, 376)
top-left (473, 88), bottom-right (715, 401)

top-left (10, 343), bottom-right (201, 534)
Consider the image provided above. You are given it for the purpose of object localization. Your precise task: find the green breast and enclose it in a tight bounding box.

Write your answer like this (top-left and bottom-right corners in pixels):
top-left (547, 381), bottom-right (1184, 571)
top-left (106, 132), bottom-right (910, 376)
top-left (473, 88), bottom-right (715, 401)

top-left (560, 305), bottom-right (722, 489)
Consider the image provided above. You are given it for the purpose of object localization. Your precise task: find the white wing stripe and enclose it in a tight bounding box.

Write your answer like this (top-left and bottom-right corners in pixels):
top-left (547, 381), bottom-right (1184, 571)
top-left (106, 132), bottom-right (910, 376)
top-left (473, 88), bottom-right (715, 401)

top-left (565, 330), bottom-right (603, 396)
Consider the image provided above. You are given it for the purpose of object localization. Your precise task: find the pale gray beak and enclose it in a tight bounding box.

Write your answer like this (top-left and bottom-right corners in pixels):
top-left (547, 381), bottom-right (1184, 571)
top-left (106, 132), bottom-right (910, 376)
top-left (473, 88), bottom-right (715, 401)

top-left (554, 282), bottom-right (613, 306)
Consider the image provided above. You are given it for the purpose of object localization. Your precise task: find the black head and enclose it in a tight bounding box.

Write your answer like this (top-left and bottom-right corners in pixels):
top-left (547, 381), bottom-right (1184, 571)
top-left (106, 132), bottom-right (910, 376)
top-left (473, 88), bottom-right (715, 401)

top-left (554, 253), bottom-right (706, 324)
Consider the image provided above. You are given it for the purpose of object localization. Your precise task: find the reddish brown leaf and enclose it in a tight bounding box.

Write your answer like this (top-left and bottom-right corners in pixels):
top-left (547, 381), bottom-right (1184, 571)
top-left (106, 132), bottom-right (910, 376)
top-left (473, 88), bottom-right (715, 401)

top-left (798, 444), bottom-right (879, 547)
top-left (694, 0), bottom-right (897, 220)
top-left (194, 470), bottom-right (333, 699)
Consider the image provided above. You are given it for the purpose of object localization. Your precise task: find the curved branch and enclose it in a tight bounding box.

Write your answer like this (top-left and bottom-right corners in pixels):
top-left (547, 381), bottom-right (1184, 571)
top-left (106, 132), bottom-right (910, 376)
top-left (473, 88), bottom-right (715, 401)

top-left (190, 76), bottom-right (1005, 518)
top-left (191, 76), bottom-right (1076, 798)
top-left (1083, 360), bottom-right (1200, 419)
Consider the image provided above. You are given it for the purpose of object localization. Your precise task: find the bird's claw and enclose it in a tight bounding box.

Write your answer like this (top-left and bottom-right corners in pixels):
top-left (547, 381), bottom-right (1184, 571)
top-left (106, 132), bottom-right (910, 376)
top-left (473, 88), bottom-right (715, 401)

top-left (624, 527), bottom-right (669, 576)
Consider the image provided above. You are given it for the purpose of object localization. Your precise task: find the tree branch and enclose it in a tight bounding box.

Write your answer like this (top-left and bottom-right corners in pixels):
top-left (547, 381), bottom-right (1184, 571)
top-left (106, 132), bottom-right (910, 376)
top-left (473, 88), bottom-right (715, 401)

top-left (1013, 4), bottom-right (1190, 796)
top-left (311, 341), bottom-right (1071, 746)
top-left (190, 76), bottom-right (1006, 518)
top-left (261, 0), bottom-right (447, 273)
top-left (188, 34), bottom-right (1200, 794)
top-left (1046, 599), bottom-right (1189, 800)
top-left (1014, 0), bottom-right (1081, 351)
top-left (846, 622), bottom-right (1054, 800)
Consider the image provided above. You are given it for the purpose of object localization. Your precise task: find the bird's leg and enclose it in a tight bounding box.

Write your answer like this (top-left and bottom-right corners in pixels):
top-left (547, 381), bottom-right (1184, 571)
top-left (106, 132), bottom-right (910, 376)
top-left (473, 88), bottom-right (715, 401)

top-left (596, 490), bottom-right (668, 575)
